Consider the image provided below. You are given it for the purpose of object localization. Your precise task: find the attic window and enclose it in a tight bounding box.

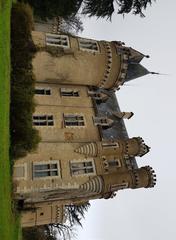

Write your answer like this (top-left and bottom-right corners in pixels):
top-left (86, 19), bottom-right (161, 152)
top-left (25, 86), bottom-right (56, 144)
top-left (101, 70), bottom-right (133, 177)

top-left (46, 33), bottom-right (69, 48)
top-left (78, 38), bottom-right (99, 52)
top-left (35, 88), bottom-right (51, 95)
top-left (60, 88), bottom-right (79, 97)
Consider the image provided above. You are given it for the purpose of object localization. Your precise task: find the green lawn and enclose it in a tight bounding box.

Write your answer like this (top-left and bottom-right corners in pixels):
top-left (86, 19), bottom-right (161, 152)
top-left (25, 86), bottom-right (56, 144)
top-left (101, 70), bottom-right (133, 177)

top-left (0, 1), bottom-right (21, 239)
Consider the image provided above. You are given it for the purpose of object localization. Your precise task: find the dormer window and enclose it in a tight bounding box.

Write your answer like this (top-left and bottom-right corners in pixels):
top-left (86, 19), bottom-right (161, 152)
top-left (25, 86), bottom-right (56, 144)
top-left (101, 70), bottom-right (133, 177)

top-left (78, 38), bottom-right (99, 53)
top-left (46, 34), bottom-right (69, 48)
top-left (93, 117), bottom-right (113, 128)
top-left (88, 91), bottom-right (109, 103)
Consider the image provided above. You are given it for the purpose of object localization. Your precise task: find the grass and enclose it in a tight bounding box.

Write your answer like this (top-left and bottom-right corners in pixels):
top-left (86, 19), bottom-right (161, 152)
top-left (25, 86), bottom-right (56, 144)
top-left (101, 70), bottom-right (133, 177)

top-left (0, 0), bottom-right (21, 239)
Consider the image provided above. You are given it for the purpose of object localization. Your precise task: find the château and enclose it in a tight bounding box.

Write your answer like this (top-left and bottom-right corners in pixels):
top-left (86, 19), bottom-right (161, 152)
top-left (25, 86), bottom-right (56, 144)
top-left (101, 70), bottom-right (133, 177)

top-left (13, 18), bottom-right (156, 227)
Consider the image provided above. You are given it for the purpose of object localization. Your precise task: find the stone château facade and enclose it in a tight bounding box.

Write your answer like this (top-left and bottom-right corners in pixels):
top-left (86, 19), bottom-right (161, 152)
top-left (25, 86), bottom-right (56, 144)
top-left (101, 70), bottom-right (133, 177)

top-left (13, 20), bottom-right (156, 227)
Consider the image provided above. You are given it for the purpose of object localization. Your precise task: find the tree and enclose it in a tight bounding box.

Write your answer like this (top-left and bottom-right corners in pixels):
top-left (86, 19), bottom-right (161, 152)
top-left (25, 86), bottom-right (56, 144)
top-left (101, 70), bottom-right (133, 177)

top-left (22, 202), bottom-right (91, 240)
top-left (23, 226), bottom-right (58, 240)
top-left (50, 202), bottom-right (91, 239)
top-left (61, 14), bottom-right (84, 34)
top-left (20, 0), bottom-right (83, 19)
top-left (20, 0), bottom-right (154, 21)
top-left (65, 202), bottom-right (91, 227)
top-left (82, 0), bottom-right (154, 19)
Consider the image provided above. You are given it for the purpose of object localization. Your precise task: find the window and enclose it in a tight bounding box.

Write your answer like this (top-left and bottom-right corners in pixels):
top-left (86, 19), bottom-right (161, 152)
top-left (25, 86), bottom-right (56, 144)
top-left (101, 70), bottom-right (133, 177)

top-left (60, 88), bottom-right (79, 97)
top-left (111, 182), bottom-right (128, 191)
top-left (88, 91), bottom-right (109, 103)
top-left (108, 159), bottom-right (120, 168)
top-left (93, 117), bottom-right (113, 127)
top-left (13, 164), bottom-right (27, 179)
top-left (70, 160), bottom-right (95, 176)
top-left (102, 142), bottom-right (119, 148)
top-left (102, 157), bottom-right (121, 171)
top-left (46, 33), bottom-right (69, 48)
top-left (35, 88), bottom-right (51, 95)
top-left (78, 38), bottom-right (99, 52)
top-left (64, 114), bottom-right (85, 127)
top-left (33, 115), bottom-right (54, 126)
top-left (33, 161), bottom-right (60, 178)
top-left (88, 91), bottom-right (101, 99)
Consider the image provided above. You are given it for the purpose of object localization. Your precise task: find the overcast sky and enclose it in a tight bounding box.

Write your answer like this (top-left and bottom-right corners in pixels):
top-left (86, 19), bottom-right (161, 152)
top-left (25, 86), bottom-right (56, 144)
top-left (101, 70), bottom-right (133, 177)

top-left (75, 1), bottom-right (176, 239)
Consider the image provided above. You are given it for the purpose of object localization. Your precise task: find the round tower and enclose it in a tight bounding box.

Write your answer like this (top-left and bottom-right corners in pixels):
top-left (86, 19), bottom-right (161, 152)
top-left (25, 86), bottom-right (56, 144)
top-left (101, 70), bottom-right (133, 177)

top-left (31, 31), bottom-right (149, 90)
top-left (74, 137), bottom-right (150, 158)
top-left (79, 166), bottom-right (156, 198)
top-left (124, 137), bottom-right (150, 157)
top-left (101, 166), bottom-right (156, 194)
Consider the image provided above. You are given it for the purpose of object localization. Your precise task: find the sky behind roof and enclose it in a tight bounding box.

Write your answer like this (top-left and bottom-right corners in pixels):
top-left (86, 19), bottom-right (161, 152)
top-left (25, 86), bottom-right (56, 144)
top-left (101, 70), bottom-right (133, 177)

top-left (76, 1), bottom-right (176, 239)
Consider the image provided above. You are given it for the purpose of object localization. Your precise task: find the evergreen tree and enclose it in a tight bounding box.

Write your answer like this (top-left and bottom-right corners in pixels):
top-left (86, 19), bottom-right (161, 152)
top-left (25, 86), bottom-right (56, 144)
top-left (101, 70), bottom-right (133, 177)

top-left (20, 0), bottom-right (83, 19)
top-left (83, 0), bottom-right (154, 19)
top-left (19, 0), bottom-right (154, 20)
top-left (62, 15), bottom-right (84, 34)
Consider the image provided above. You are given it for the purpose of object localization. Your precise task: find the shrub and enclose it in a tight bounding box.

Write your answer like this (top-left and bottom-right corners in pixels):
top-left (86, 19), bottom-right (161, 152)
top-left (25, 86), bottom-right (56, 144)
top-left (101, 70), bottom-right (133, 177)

top-left (11, 3), bottom-right (40, 159)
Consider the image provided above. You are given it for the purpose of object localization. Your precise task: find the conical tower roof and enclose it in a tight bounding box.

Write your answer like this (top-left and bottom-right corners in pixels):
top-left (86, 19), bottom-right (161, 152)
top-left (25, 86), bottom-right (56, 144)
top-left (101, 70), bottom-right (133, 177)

top-left (125, 63), bottom-right (149, 82)
top-left (128, 47), bottom-right (148, 63)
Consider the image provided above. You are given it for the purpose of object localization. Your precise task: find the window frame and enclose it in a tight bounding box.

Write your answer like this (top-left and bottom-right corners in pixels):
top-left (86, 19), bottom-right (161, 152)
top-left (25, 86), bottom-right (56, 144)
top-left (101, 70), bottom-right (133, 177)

top-left (46, 33), bottom-right (70, 48)
top-left (13, 163), bottom-right (27, 180)
top-left (60, 88), bottom-right (80, 97)
top-left (108, 159), bottom-right (121, 168)
top-left (35, 88), bottom-right (51, 95)
top-left (102, 156), bottom-right (121, 171)
top-left (111, 182), bottom-right (128, 191)
top-left (63, 114), bottom-right (85, 128)
top-left (33, 161), bottom-right (60, 179)
top-left (93, 117), bottom-right (112, 127)
top-left (70, 159), bottom-right (96, 177)
top-left (33, 115), bottom-right (54, 126)
top-left (102, 142), bottom-right (119, 148)
top-left (78, 38), bottom-right (99, 53)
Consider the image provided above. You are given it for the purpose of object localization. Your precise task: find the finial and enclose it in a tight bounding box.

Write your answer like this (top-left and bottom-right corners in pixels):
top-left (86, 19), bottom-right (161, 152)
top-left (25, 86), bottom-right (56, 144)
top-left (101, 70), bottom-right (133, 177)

top-left (150, 71), bottom-right (160, 75)
top-left (145, 55), bottom-right (150, 58)
top-left (150, 72), bottom-right (169, 75)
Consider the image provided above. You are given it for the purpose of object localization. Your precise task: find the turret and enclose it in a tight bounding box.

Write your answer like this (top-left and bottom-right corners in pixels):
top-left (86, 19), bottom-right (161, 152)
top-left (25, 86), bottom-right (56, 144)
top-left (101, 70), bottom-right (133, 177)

top-left (74, 137), bottom-right (150, 158)
top-left (79, 166), bottom-right (156, 197)
top-left (101, 166), bottom-right (156, 192)
top-left (125, 137), bottom-right (150, 157)
top-left (31, 31), bottom-right (150, 90)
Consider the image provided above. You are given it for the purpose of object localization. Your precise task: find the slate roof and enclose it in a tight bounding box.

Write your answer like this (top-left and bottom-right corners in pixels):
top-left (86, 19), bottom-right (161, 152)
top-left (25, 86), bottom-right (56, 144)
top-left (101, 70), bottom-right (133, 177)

top-left (126, 63), bottom-right (149, 81)
top-left (94, 88), bottom-right (138, 169)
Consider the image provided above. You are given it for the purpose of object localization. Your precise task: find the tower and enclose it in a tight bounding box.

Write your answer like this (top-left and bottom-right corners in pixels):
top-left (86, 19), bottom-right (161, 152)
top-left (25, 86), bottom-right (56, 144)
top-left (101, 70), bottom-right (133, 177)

top-left (13, 25), bottom-right (156, 227)
top-left (31, 31), bottom-right (150, 90)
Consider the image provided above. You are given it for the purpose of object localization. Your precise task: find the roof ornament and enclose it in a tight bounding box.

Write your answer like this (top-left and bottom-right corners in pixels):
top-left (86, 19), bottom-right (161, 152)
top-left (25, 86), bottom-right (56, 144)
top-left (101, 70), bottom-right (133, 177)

top-left (150, 71), bottom-right (169, 75)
